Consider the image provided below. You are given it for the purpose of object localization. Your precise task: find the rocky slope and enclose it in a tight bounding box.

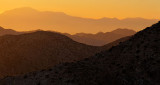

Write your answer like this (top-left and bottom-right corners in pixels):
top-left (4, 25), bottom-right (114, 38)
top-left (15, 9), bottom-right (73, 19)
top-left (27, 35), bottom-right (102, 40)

top-left (0, 31), bottom-right (102, 78)
top-left (0, 30), bottom-right (129, 79)
top-left (2, 21), bottom-right (160, 85)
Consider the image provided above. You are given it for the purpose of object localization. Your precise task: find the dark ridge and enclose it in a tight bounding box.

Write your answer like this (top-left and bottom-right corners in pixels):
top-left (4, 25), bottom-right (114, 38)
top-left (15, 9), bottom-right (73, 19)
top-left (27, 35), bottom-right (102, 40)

top-left (0, 31), bottom-right (102, 78)
top-left (0, 26), bottom-right (22, 36)
top-left (65, 28), bottom-right (136, 46)
top-left (1, 21), bottom-right (160, 85)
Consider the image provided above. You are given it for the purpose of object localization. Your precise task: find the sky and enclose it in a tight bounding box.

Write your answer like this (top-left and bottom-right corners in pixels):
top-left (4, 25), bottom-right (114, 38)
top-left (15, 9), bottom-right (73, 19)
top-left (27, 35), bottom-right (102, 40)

top-left (0, 0), bottom-right (160, 19)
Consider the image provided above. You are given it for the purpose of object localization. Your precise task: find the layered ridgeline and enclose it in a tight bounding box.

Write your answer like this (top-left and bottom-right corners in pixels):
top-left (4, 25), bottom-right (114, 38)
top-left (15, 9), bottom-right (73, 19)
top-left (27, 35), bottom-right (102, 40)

top-left (0, 31), bottom-right (103, 78)
top-left (0, 30), bottom-right (129, 79)
top-left (0, 7), bottom-right (158, 34)
top-left (0, 26), bottom-right (22, 36)
top-left (65, 28), bottom-right (135, 46)
top-left (2, 22), bottom-right (160, 85)
top-left (0, 26), bottom-right (135, 46)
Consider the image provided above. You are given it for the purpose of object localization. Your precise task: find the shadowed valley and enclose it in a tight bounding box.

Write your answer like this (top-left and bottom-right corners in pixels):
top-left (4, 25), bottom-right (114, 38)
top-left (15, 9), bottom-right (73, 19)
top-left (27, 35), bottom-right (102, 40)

top-left (0, 29), bottom-right (130, 78)
top-left (1, 21), bottom-right (160, 85)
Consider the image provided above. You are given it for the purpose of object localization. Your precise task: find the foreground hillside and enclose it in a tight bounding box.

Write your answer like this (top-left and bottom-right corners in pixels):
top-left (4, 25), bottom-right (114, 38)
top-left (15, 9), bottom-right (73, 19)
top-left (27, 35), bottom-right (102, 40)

top-left (2, 22), bottom-right (160, 85)
top-left (0, 31), bottom-right (102, 78)
top-left (66, 28), bottom-right (135, 46)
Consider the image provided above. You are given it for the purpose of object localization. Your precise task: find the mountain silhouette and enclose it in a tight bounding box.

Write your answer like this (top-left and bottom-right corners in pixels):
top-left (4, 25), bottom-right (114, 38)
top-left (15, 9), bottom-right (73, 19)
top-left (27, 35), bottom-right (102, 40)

top-left (111, 28), bottom-right (136, 35)
top-left (0, 30), bottom-right (129, 79)
top-left (0, 7), bottom-right (158, 34)
top-left (0, 26), bottom-right (135, 46)
top-left (0, 31), bottom-right (103, 78)
top-left (2, 21), bottom-right (160, 85)
top-left (65, 28), bottom-right (136, 46)
top-left (0, 26), bottom-right (21, 36)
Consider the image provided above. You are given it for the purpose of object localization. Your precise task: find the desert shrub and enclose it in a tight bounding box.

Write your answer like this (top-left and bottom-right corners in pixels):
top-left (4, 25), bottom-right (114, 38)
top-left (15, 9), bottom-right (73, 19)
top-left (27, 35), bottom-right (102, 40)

top-left (116, 64), bottom-right (120, 67)
top-left (48, 68), bottom-right (52, 71)
top-left (137, 44), bottom-right (140, 48)
top-left (37, 82), bottom-right (41, 85)
top-left (45, 75), bottom-right (49, 78)
top-left (23, 75), bottom-right (28, 79)
top-left (156, 60), bottom-right (160, 63)
top-left (136, 56), bottom-right (140, 59)
top-left (136, 50), bottom-right (140, 54)
top-left (32, 72), bottom-right (37, 77)
top-left (40, 69), bottom-right (45, 72)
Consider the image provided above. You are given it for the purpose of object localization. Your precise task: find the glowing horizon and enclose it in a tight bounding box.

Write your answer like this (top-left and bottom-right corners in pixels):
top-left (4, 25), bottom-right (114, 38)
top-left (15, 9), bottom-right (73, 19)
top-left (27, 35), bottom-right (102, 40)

top-left (0, 0), bottom-right (160, 19)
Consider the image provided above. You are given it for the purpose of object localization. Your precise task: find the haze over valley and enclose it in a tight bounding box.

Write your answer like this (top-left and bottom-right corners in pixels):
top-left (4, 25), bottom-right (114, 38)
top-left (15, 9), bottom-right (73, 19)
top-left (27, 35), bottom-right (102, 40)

top-left (0, 0), bottom-right (160, 85)
top-left (0, 7), bottom-right (158, 34)
top-left (2, 20), bottom-right (160, 85)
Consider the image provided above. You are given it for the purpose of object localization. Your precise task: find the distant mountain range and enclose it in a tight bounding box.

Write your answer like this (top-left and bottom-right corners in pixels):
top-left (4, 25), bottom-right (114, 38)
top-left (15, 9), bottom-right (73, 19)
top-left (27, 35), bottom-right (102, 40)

top-left (0, 30), bottom-right (129, 78)
top-left (0, 26), bottom-right (22, 36)
top-left (2, 21), bottom-right (160, 85)
top-left (65, 28), bottom-right (136, 46)
top-left (0, 7), bottom-right (158, 34)
top-left (0, 26), bottom-right (135, 46)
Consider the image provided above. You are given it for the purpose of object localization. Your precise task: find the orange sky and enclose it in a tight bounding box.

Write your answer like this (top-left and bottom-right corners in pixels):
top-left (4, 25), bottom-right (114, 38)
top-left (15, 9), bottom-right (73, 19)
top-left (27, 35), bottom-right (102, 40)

top-left (0, 0), bottom-right (160, 19)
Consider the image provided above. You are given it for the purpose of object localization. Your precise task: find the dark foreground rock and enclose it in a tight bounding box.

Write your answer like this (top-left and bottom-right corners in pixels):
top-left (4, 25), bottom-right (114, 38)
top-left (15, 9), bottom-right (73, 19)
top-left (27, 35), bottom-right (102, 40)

top-left (1, 22), bottom-right (160, 85)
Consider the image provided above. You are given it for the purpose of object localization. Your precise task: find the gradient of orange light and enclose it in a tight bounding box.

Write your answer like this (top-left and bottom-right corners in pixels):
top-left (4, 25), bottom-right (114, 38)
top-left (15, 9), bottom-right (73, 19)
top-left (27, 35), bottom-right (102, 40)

top-left (0, 0), bottom-right (160, 19)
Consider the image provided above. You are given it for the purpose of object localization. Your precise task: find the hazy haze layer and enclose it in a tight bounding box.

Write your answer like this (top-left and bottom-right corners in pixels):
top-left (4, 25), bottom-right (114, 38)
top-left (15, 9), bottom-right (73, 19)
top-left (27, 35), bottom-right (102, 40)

top-left (0, 7), bottom-right (158, 34)
top-left (1, 0), bottom-right (160, 19)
